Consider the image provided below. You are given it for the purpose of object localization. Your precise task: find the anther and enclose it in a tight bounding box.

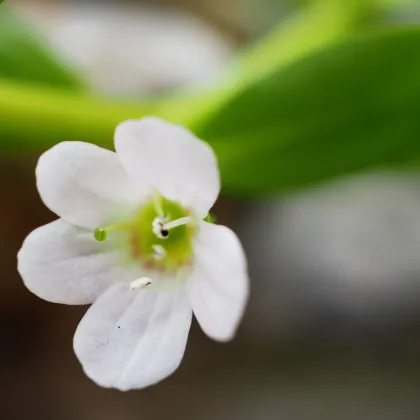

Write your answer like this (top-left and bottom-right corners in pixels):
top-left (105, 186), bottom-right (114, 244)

top-left (153, 217), bottom-right (169, 239)
top-left (152, 244), bottom-right (166, 260)
top-left (153, 215), bottom-right (193, 239)
top-left (130, 277), bottom-right (153, 290)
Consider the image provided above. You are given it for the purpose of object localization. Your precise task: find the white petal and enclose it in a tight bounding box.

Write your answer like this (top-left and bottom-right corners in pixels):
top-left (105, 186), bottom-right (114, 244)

top-left (18, 219), bottom-right (131, 305)
top-left (36, 141), bottom-right (144, 229)
top-left (73, 283), bottom-right (192, 391)
top-left (188, 222), bottom-right (249, 342)
top-left (115, 117), bottom-right (220, 217)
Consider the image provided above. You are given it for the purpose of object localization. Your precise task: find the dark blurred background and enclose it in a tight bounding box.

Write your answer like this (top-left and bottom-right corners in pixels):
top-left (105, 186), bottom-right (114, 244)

top-left (3, 0), bottom-right (420, 419)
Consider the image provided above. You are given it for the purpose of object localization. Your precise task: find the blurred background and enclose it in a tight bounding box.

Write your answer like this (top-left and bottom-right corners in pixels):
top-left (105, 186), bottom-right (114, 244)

top-left (3, 0), bottom-right (420, 419)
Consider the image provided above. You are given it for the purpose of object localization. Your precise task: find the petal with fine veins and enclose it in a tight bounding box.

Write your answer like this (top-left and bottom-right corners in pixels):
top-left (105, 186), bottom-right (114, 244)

top-left (73, 283), bottom-right (192, 391)
top-left (36, 141), bottom-right (144, 229)
top-left (115, 117), bottom-right (220, 218)
top-left (188, 222), bottom-right (249, 342)
top-left (18, 219), bottom-right (134, 305)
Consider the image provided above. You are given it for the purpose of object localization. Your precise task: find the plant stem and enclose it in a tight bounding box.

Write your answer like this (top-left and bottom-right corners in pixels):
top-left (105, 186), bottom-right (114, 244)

top-left (0, 80), bottom-right (163, 152)
top-left (0, 0), bottom-right (388, 153)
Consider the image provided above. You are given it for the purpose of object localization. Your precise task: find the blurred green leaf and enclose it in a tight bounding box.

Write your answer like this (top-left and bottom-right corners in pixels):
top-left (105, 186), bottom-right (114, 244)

top-left (197, 28), bottom-right (420, 194)
top-left (179, 0), bottom-right (379, 129)
top-left (0, 0), bottom-right (379, 153)
top-left (2, 13), bottom-right (420, 199)
top-left (0, 7), bottom-right (84, 89)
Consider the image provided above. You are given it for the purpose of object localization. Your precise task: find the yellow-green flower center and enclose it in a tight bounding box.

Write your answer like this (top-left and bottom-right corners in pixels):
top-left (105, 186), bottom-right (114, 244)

top-left (130, 196), bottom-right (195, 271)
top-left (94, 194), bottom-right (196, 275)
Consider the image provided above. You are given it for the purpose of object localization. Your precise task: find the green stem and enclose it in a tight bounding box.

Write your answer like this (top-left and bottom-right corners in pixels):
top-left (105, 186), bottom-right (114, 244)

top-left (0, 0), bottom-right (388, 153)
top-left (0, 80), bottom-right (163, 152)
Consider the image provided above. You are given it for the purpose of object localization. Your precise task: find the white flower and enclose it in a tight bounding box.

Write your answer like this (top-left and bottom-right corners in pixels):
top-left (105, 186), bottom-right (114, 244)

top-left (17, 117), bottom-right (249, 391)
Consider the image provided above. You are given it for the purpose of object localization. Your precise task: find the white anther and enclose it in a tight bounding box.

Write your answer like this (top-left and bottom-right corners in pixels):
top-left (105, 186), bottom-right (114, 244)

top-left (130, 277), bottom-right (153, 290)
top-left (152, 215), bottom-right (192, 239)
top-left (152, 244), bottom-right (166, 260)
top-left (152, 217), bottom-right (169, 239)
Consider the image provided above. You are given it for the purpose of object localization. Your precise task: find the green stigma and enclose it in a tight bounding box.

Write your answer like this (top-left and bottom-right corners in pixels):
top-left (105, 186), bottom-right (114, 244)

top-left (204, 212), bottom-right (217, 224)
top-left (94, 228), bottom-right (107, 242)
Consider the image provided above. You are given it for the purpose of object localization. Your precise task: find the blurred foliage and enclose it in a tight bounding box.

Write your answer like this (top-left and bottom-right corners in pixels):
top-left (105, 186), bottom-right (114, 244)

top-left (0, 7), bottom-right (84, 89)
top-left (199, 28), bottom-right (420, 194)
top-left (0, 1), bottom-right (420, 196)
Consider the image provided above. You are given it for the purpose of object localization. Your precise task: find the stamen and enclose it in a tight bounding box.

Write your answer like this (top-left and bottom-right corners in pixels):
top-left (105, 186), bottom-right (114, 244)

top-left (152, 218), bottom-right (169, 239)
top-left (152, 244), bottom-right (166, 260)
top-left (152, 216), bottom-right (192, 239)
top-left (163, 217), bottom-right (192, 231)
top-left (152, 189), bottom-right (164, 218)
top-left (130, 277), bottom-right (153, 290)
top-left (93, 222), bottom-right (132, 242)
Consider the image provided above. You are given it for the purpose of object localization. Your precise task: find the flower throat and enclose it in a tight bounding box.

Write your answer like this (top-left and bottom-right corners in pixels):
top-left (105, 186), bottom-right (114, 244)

top-left (94, 193), bottom-right (196, 276)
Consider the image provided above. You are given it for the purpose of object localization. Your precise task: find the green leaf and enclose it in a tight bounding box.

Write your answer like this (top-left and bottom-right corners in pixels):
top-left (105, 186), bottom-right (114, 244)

top-left (0, 7), bottom-right (84, 89)
top-left (197, 28), bottom-right (420, 195)
top-left (181, 0), bottom-right (380, 131)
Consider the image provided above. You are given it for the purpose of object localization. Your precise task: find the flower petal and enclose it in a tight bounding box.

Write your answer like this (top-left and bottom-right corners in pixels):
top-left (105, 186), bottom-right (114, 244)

top-left (188, 222), bottom-right (249, 341)
top-left (36, 141), bottom-right (144, 229)
top-left (73, 283), bottom-right (192, 391)
top-left (18, 219), bottom-right (133, 305)
top-left (115, 117), bottom-right (220, 217)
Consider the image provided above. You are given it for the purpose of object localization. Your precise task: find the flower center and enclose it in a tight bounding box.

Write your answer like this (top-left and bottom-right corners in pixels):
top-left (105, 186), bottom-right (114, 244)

top-left (131, 195), bottom-right (196, 271)
top-left (94, 192), bottom-right (196, 281)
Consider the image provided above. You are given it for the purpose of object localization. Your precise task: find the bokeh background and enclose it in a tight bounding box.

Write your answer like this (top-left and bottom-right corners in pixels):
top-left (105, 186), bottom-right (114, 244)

top-left (3, 0), bottom-right (420, 419)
